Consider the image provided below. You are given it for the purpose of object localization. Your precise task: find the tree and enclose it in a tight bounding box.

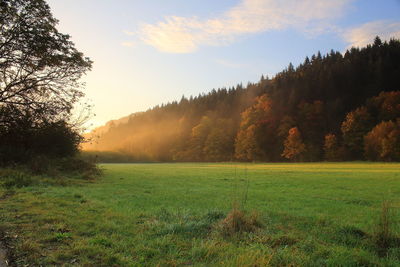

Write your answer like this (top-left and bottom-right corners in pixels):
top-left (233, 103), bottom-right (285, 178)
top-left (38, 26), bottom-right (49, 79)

top-left (0, 0), bottom-right (92, 125)
top-left (235, 124), bottom-right (264, 161)
top-left (297, 100), bottom-right (326, 160)
top-left (364, 120), bottom-right (400, 161)
top-left (341, 107), bottom-right (374, 159)
top-left (323, 133), bottom-right (344, 161)
top-left (234, 94), bottom-right (273, 161)
top-left (281, 127), bottom-right (306, 161)
top-left (277, 115), bottom-right (296, 139)
top-left (367, 91), bottom-right (400, 122)
top-left (373, 36), bottom-right (382, 47)
top-left (188, 116), bottom-right (212, 160)
top-left (203, 119), bottom-right (235, 161)
top-left (0, 0), bottom-right (92, 163)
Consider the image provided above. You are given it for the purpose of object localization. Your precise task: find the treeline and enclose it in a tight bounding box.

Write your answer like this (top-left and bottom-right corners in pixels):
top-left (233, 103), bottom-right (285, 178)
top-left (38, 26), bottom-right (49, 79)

top-left (84, 37), bottom-right (400, 162)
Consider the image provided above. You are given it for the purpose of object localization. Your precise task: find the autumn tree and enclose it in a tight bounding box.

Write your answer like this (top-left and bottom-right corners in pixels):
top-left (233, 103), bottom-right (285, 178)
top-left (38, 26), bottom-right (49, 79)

top-left (364, 120), bottom-right (400, 161)
top-left (323, 133), bottom-right (344, 161)
top-left (367, 91), bottom-right (400, 122)
top-left (341, 107), bottom-right (374, 159)
top-left (235, 124), bottom-right (265, 161)
top-left (281, 127), bottom-right (306, 161)
top-left (277, 115), bottom-right (296, 139)
top-left (234, 94), bottom-right (274, 161)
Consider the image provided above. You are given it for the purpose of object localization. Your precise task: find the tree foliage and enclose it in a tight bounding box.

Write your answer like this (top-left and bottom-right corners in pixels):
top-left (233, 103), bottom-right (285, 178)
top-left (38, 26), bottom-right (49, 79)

top-left (281, 127), bottom-right (306, 161)
top-left (234, 95), bottom-right (273, 161)
top-left (323, 134), bottom-right (344, 161)
top-left (364, 120), bottom-right (400, 161)
top-left (0, 0), bottom-right (92, 164)
top-left (0, 0), bottom-right (92, 122)
top-left (341, 107), bottom-right (374, 159)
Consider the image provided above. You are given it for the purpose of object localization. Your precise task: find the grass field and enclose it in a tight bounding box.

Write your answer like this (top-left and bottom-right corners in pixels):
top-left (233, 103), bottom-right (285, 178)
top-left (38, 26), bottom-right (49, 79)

top-left (1, 163), bottom-right (400, 266)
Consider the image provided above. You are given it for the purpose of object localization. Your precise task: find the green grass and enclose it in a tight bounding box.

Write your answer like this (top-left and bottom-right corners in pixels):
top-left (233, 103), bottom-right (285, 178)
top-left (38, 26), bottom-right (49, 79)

top-left (1, 162), bottom-right (400, 266)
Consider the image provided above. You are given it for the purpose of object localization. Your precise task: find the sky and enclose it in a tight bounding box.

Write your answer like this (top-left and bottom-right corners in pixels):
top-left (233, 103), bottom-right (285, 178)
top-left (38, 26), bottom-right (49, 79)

top-left (46, 0), bottom-right (400, 129)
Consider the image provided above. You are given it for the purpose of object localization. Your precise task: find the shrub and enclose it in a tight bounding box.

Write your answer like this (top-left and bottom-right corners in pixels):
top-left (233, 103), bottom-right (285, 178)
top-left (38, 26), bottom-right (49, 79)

top-left (27, 155), bottom-right (51, 175)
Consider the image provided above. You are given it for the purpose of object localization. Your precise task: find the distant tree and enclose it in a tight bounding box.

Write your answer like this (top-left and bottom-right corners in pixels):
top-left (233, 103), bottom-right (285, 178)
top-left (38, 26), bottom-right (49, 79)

top-left (277, 115), bottom-right (296, 139)
top-left (203, 119), bottom-right (235, 161)
top-left (235, 124), bottom-right (264, 161)
top-left (297, 100), bottom-right (326, 160)
top-left (287, 63), bottom-right (294, 72)
top-left (323, 133), bottom-right (344, 161)
top-left (367, 91), bottom-right (400, 122)
top-left (234, 94), bottom-right (273, 161)
top-left (341, 107), bottom-right (374, 159)
top-left (188, 116), bottom-right (212, 160)
top-left (373, 36), bottom-right (382, 47)
top-left (364, 120), bottom-right (400, 161)
top-left (281, 127), bottom-right (306, 161)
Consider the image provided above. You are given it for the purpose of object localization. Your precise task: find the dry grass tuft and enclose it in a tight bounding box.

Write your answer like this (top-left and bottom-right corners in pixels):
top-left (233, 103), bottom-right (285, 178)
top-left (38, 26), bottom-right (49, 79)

top-left (218, 207), bottom-right (262, 236)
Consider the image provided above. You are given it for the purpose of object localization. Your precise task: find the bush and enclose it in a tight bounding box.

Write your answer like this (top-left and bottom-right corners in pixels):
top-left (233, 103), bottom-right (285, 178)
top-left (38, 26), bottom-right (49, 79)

top-left (0, 117), bottom-right (83, 166)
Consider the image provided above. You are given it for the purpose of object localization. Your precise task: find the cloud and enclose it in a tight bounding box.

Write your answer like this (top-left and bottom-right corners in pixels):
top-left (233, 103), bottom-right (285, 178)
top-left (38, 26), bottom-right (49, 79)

top-left (121, 41), bottom-right (135, 47)
top-left (139, 0), bottom-right (352, 53)
top-left (343, 20), bottom-right (400, 48)
top-left (123, 30), bottom-right (135, 36)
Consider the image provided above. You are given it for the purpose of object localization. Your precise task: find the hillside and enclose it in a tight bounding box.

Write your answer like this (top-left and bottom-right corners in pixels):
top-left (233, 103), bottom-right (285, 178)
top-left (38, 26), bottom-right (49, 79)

top-left (83, 37), bottom-right (400, 162)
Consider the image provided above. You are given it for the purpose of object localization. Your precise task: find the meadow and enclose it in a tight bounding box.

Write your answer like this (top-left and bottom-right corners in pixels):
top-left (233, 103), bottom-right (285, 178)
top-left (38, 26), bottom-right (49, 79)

top-left (1, 162), bottom-right (400, 266)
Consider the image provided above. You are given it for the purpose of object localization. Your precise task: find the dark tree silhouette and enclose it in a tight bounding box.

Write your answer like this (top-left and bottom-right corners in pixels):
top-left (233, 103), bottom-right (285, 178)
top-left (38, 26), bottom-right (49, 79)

top-left (0, 0), bottom-right (92, 164)
top-left (0, 0), bottom-right (92, 124)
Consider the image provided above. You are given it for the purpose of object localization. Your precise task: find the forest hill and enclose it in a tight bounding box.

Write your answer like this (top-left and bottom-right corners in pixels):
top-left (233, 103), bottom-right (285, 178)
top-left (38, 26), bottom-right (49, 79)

top-left (84, 37), bottom-right (400, 162)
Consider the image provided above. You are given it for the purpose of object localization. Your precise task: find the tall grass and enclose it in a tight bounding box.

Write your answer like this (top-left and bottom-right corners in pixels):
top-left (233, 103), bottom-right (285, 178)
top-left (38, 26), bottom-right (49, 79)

top-left (219, 163), bottom-right (262, 236)
top-left (373, 199), bottom-right (399, 256)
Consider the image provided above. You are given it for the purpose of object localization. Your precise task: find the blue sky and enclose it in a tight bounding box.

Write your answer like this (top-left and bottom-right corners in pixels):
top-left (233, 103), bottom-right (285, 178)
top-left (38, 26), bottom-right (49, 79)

top-left (47, 0), bottom-right (400, 129)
